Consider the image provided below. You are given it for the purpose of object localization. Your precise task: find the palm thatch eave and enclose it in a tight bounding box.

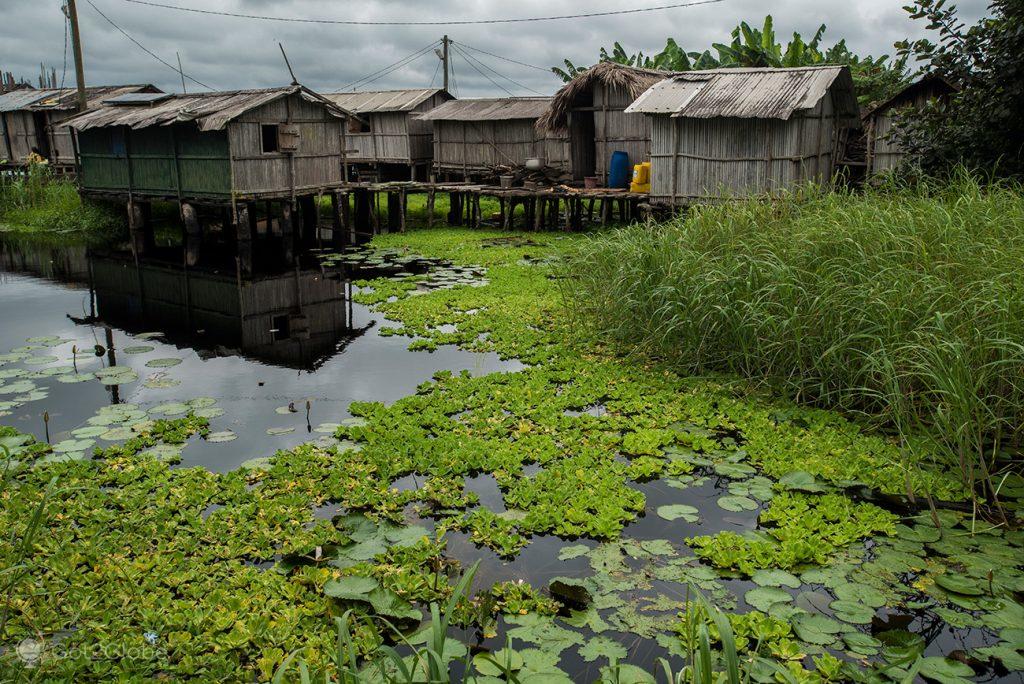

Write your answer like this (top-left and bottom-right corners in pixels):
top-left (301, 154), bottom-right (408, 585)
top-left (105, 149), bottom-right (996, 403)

top-left (537, 61), bottom-right (675, 132)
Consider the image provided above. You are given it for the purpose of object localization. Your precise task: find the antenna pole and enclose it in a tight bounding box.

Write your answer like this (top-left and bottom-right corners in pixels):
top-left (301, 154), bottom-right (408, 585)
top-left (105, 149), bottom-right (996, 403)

top-left (279, 43), bottom-right (298, 85)
top-left (66, 0), bottom-right (88, 110)
top-left (176, 51), bottom-right (187, 93)
top-left (442, 35), bottom-right (450, 92)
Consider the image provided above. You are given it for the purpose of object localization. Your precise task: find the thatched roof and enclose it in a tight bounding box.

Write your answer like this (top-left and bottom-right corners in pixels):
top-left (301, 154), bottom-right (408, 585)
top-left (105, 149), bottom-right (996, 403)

top-left (537, 62), bottom-right (675, 132)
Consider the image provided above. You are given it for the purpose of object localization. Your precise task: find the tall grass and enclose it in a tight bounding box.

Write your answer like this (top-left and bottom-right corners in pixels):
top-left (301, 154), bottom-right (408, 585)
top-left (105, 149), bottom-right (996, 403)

top-left (0, 165), bottom-right (123, 243)
top-left (565, 173), bottom-right (1024, 506)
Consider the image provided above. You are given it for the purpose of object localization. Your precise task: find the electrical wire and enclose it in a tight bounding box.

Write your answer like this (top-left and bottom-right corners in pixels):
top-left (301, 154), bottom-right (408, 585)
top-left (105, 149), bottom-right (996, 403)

top-left (453, 44), bottom-right (546, 96)
top-left (85, 0), bottom-right (214, 89)
top-left (449, 52), bottom-right (459, 98)
top-left (335, 40), bottom-right (440, 91)
top-left (453, 41), bottom-right (553, 73)
top-left (452, 44), bottom-right (513, 96)
top-left (429, 58), bottom-right (442, 89)
top-left (119, 0), bottom-right (726, 26)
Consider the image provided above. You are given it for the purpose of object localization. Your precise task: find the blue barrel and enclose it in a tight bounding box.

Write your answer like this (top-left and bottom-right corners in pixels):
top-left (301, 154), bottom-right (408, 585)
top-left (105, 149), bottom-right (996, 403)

top-left (608, 151), bottom-right (631, 189)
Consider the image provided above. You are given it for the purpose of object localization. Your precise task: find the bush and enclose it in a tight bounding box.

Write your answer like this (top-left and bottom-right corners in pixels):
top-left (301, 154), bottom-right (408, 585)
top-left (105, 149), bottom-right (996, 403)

top-left (0, 165), bottom-right (124, 244)
top-left (565, 174), bottom-right (1024, 502)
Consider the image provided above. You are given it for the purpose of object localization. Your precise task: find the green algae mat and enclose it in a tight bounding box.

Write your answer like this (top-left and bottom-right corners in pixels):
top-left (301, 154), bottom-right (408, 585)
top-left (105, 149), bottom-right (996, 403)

top-left (1, 229), bottom-right (1022, 682)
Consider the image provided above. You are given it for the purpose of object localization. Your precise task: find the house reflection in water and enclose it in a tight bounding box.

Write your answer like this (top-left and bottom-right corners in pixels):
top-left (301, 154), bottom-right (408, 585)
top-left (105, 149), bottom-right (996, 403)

top-left (89, 253), bottom-right (364, 370)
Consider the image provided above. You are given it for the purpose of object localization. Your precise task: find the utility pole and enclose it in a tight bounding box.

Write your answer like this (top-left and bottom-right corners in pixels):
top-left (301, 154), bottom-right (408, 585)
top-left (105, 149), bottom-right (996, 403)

top-left (442, 35), bottom-right (450, 92)
top-left (65, 0), bottom-right (87, 110)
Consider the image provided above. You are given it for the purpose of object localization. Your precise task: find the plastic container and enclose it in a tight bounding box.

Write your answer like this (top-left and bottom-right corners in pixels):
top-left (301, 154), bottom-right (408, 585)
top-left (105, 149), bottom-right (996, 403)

top-left (608, 151), bottom-right (631, 189)
top-left (499, 175), bottom-right (514, 189)
top-left (584, 176), bottom-right (599, 189)
top-left (630, 161), bottom-right (651, 193)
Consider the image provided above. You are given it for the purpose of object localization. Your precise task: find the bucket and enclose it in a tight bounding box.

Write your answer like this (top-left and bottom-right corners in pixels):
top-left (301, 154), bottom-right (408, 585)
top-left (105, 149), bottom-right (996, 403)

top-left (584, 176), bottom-right (599, 189)
top-left (608, 151), bottom-right (631, 189)
top-left (499, 175), bottom-right (514, 189)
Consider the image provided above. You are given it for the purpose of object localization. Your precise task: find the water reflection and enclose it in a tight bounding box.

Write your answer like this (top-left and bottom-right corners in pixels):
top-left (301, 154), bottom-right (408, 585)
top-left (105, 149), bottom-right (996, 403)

top-left (88, 252), bottom-right (364, 371)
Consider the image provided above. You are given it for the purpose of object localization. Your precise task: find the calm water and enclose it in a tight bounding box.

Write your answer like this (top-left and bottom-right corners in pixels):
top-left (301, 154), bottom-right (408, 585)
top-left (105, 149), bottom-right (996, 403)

top-left (0, 239), bottom-right (1010, 681)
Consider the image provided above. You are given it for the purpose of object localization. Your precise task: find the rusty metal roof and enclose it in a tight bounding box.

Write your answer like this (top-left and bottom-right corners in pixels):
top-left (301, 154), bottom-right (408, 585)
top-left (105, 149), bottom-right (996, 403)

top-left (0, 85), bottom-right (160, 113)
top-left (416, 97), bottom-right (553, 122)
top-left (625, 66), bottom-right (859, 122)
top-left (323, 88), bottom-right (450, 113)
top-left (63, 85), bottom-right (354, 132)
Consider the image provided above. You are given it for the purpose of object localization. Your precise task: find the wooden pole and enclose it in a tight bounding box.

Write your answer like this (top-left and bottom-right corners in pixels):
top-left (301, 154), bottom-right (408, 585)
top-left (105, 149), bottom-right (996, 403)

top-left (235, 203), bottom-right (252, 276)
top-left (66, 0), bottom-right (87, 111)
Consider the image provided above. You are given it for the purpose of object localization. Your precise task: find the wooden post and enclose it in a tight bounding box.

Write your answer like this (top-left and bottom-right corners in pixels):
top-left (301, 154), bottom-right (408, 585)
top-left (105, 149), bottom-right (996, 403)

top-left (127, 199), bottom-right (146, 259)
top-left (331, 191), bottom-right (349, 247)
top-left (280, 201), bottom-right (295, 266)
top-left (353, 189), bottom-right (371, 244)
top-left (298, 195), bottom-right (317, 248)
top-left (448, 192), bottom-right (462, 226)
top-left (181, 202), bottom-right (201, 267)
top-left (235, 203), bottom-right (253, 277)
top-left (387, 191), bottom-right (402, 233)
top-left (426, 188), bottom-right (436, 228)
top-left (399, 189), bottom-right (407, 233)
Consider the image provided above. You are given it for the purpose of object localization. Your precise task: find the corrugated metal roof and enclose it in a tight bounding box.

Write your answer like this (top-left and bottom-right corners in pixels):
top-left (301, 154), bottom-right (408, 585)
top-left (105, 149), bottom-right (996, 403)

top-left (63, 85), bottom-right (353, 132)
top-left (417, 97), bottom-right (553, 122)
top-left (0, 85), bottom-right (160, 113)
top-left (323, 89), bottom-right (449, 113)
top-left (625, 66), bottom-right (859, 122)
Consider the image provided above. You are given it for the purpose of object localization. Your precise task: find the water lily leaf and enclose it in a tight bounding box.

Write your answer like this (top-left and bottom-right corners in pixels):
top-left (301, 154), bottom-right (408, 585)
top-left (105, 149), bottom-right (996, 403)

top-left (833, 582), bottom-right (887, 608)
top-left (98, 370), bottom-right (138, 386)
top-left (791, 613), bottom-right (846, 646)
top-left (877, 629), bottom-right (925, 663)
top-left (751, 569), bottom-right (802, 588)
top-left (135, 332), bottom-right (164, 340)
top-left (52, 439), bottom-right (95, 454)
top-left (57, 372), bottom-right (95, 384)
top-left (745, 587), bottom-right (793, 612)
top-left (142, 444), bottom-right (182, 463)
top-left (656, 504), bottom-right (699, 522)
top-left (314, 422), bottom-right (342, 434)
top-left (919, 656), bottom-right (975, 683)
top-left (506, 613), bottom-right (584, 653)
top-left (239, 457), bottom-right (273, 470)
top-left (26, 336), bottom-right (62, 345)
top-left (974, 645), bottom-right (1024, 671)
top-left (151, 402), bottom-right (190, 416)
top-left (100, 427), bottom-right (136, 441)
top-left (144, 376), bottom-right (180, 389)
top-left (599, 663), bottom-right (654, 684)
top-left (638, 539), bottom-right (674, 556)
top-left (475, 649), bottom-right (524, 677)
top-left (717, 495), bottom-right (758, 512)
top-left (206, 431), bottom-right (237, 443)
top-left (193, 407), bottom-right (224, 419)
top-left (267, 427), bottom-right (295, 436)
top-left (24, 355), bottom-right (59, 366)
top-left (934, 573), bottom-right (985, 596)
top-left (578, 636), bottom-right (627, 663)
top-left (188, 397), bottom-right (217, 409)
top-left (146, 358), bottom-right (182, 368)
top-left (275, 405), bottom-right (298, 415)
top-left (842, 632), bottom-right (882, 655)
top-left (323, 575), bottom-right (378, 598)
top-left (123, 345), bottom-right (155, 355)
top-left (71, 426), bottom-right (110, 439)
top-left (558, 544), bottom-right (590, 561)
top-left (779, 471), bottom-right (828, 492)
top-left (830, 599), bottom-right (876, 624)
top-left (714, 461), bottom-right (756, 478)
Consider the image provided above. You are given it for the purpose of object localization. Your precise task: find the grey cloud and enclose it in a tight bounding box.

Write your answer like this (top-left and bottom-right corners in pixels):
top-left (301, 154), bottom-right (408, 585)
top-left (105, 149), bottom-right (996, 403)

top-left (1, 0), bottom-right (992, 96)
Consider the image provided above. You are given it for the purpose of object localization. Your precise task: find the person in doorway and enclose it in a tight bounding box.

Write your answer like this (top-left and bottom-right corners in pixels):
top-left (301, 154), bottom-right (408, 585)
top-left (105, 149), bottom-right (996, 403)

top-left (25, 146), bottom-right (49, 165)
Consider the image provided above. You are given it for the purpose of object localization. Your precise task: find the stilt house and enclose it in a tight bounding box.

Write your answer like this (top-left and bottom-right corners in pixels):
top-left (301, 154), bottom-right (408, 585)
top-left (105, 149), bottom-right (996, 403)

top-left (322, 89), bottom-right (452, 181)
top-left (864, 74), bottom-right (956, 176)
top-left (625, 66), bottom-right (860, 204)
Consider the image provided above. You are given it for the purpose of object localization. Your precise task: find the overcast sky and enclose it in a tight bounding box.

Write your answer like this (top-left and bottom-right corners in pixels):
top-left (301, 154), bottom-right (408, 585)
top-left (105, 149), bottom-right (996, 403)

top-left (3, 0), bottom-right (991, 97)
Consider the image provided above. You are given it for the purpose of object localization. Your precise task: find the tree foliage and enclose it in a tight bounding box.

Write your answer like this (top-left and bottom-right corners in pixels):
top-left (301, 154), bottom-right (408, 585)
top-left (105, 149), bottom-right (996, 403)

top-left (553, 16), bottom-right (909, 106)
top-left (892, 0), bottom-right (1024, 177)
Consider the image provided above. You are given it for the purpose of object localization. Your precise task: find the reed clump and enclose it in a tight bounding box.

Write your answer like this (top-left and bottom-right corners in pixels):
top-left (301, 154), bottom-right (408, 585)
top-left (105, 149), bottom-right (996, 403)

top-left (566, 173), bottom-right (1024, 502)
top-left (0, 165), bottom-right (123, 243)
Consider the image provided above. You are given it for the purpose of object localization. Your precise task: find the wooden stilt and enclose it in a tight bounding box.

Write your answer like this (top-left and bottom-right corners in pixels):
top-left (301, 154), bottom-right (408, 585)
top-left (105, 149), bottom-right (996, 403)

top-left (426, 188), bottom-right (436, 228)
top-left (280, 201), bottom-right (295, 266)
top-left (399, 189), bottom-right (407, 233)
top-left (235, 203), bottom-right (252, 277)
top-left (127, 199), bottom-right (147, 258)
top-left (387, 192), bottom-right (401, 233)
top-left (181, 202), bottom-right (201, 267)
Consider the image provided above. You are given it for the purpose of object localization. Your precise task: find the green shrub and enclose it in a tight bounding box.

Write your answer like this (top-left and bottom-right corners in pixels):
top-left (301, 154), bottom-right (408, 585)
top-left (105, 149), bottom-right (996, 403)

top-left (565, 174), bottom-right (1024, 502)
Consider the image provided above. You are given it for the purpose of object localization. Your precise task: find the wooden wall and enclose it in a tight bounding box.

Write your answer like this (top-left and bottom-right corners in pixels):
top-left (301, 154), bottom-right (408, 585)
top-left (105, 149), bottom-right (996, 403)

top-left (1, 111), bottom-right (40, 163)
top-left (344, 93), bottom-right (447, 165)
top-left (432, 119), bottom-right (569, 174)
top-left (229, 93), bottom-right (344, 196)
top-left (866, 89), bottom-right (938, 176)
top-left (78, 124), bottom-right (232, 197)
top-left (649, 93), bottom-right (842, 204)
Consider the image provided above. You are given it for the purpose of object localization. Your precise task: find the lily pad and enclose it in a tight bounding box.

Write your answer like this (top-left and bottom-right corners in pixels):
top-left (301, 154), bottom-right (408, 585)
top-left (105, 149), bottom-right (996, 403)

top-left (52, 438), bottom-right (95, 454)
top-left (578, 636), bottom-right (627, 663)
top-left (919, 656), bottom-right (975, 683)
top-left (745, 587), bottom-right (793, 612)
top-left (934, 573), bottom-right (985, 596)
top-left (779, 471), bottom-right (828, 493)
top-left (206, 431), bottom-right (237, 443)
top-left (830, 599), bottom-right (876, 624)
top-left (656, 504), bottom-right (699, 522)
top-left (267, 427), bottom-right (295, 436)
top-left (751, 569), bottom-right (802, 588)
top-left (717, 495), bottom-right (758, 512)
top-left (123, 346), bottom-right (155, 355)
top-left (558, 544), bottom-right (590, 561)
top-left (145, 358), bottom-right (182, 369)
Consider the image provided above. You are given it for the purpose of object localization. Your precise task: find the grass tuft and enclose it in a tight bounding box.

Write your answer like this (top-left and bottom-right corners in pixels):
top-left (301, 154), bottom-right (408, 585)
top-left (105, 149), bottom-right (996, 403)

top-left (565, 172), bottom-right (1024, 503)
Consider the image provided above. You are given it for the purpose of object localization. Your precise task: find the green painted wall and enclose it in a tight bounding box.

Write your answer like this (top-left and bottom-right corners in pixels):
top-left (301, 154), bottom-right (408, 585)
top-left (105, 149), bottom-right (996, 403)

top-left (78, 124), bottom-right (231, 198)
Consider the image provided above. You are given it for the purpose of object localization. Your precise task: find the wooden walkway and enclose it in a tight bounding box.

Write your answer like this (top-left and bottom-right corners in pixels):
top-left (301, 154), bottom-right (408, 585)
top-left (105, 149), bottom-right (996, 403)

top-left (338, 181), bottom-right (651, 234)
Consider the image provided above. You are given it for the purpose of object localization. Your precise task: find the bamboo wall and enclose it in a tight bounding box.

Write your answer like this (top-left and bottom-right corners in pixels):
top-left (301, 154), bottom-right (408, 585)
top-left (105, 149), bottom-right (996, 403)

top-left (592, 82), bottom-right (650, 183)
top-left (866, 90), bottom-right (936, 175)
top-left (433, 119), bottom-right (569, 174)
top-left (229, 94), bottom-right (344, 196)
top-left (649, 94), bottom-right (841, 204)
top-left (344, 93), bottom-right (445, 165)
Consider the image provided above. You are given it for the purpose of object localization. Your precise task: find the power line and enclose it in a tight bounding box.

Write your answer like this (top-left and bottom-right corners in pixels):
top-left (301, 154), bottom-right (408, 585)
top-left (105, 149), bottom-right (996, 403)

top-left (453, 41), bottom-right (553, 73)
top-left (335, 40), bottom-right (441, 92)
top-left (120, 0), bottom-right (727, 26)
top-left (452, 44), bottom-right (513, 96)
top-left (452, 44), bottom-right (544, 95)
top-left (429, 58), bottom-right (442, 89)
top-left (85, 0), bottom-right (214, 90)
